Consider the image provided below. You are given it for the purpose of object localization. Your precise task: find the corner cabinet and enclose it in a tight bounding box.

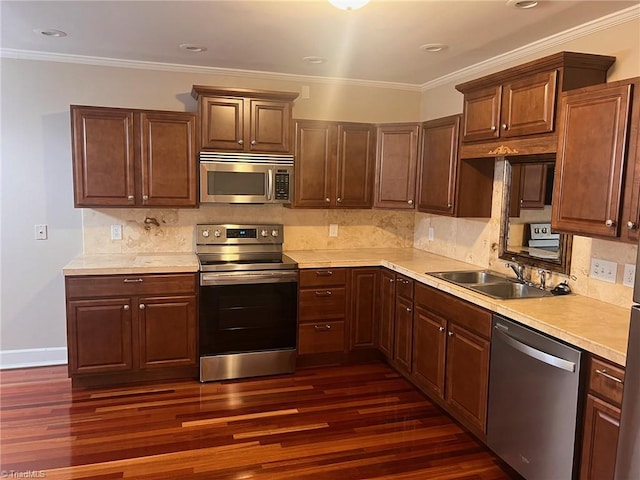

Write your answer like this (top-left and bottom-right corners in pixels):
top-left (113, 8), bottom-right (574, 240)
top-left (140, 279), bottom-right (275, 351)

top-left (374, 123), bottom-right (420, 209)
top-left (191, 85), bottom-right (298, 154)
top-left (293, 120), bottom-right (375, 208)
top-left (552, 78), bottom-right (639, 241)
top-left (65, 273), bottom-right (198, 386)
top-left (71, 106), bottom-right (197, 208)
top-left (455, 52), bottom-right (615, 159)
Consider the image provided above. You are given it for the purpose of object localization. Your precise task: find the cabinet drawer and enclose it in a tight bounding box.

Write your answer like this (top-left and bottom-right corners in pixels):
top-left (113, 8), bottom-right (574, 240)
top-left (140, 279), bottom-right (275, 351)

top-left (66, 273), bottom-right (197, 298)
top-left (298, 321), bottom-right (345, 355)
top-left (415, 283), bottom-right (491, 338)
top-left (299, 287), bottom-right (346, 322)
top-left (395, 274), bottom-right (414, 300)
top-left (299, 269), bottom-right (347, 287)
top-left (588, 356), bottom-right (625, 406)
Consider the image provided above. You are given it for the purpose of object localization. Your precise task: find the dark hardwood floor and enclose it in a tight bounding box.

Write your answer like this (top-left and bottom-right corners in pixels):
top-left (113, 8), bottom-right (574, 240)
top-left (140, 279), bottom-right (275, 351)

top-left (0, 362), bottom-right (520, 479)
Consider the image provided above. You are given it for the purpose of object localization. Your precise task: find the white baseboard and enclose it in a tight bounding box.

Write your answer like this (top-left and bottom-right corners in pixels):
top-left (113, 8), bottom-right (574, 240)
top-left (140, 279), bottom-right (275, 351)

top-left (0, 347), bottom-right (68, 369)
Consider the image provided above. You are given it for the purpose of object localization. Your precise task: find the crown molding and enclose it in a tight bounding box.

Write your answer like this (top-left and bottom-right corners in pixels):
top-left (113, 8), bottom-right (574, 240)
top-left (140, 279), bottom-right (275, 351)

top-left (0, 48), bottom-right (422, 92)
top-left (420, 4), bottom-right (640, 91)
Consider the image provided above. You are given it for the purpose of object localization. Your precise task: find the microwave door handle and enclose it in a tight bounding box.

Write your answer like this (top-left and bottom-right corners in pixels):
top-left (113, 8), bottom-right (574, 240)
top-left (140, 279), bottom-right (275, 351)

top-left (267, 168), bottom-right (273, 201)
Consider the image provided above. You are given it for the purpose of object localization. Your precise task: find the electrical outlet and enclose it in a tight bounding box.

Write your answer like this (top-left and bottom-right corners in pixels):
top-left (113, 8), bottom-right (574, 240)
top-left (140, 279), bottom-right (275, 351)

top-left (428, 227), bottom-right (435, 241)
top-left (590, 258), bottom-right (617, 283)
top-left (110, 224), bottom-right (123, 240)
top-left (623, 263), bottom-right (636, 287)
top-left (34, 224), bottom-right (48, 240)
top-left (329, 224), bottom-right (338, 237)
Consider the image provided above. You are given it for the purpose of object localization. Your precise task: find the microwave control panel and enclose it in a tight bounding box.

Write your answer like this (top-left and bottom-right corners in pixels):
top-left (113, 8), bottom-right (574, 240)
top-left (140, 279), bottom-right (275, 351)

top-left (274, 171), bottom-right (290, 200)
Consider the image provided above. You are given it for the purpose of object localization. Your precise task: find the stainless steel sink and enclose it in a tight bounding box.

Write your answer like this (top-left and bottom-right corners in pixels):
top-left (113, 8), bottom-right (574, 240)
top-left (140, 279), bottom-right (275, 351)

top-left (427, 270), bottom-right (553, 300)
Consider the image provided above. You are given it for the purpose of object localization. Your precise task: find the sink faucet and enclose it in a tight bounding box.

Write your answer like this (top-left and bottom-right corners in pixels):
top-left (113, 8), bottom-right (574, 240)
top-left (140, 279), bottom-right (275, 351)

top-left (505, 262), bottom-right (526, 282)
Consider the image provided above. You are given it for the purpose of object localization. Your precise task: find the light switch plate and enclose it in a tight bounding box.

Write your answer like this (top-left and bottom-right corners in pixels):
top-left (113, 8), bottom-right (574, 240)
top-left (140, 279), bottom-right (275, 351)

top-left (329, 224), bottom-right (338, 237)
top-left (428, 227), bottom-right (435, 241)
top-left (590, 258), bottom-right (617, 283)
top-left (34, 224), bottom-right (48, 240)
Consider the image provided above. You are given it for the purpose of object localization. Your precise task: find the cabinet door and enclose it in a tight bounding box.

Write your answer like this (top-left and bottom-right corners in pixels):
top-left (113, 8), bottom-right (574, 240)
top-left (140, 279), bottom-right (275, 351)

top-left (461, 85), bottom-right (501, 142)
top-left (445, 323), bottom-right (490, 433)
top-left (71, 106), bottom-right (135, 207)
top-left (552, 83), bottom-right (632, 238)
top-left (139, 112), bottom-right (197, 207)
top-left (417, 115), bottom-right (460, 215)
top-left (138, 295), bottom-right (197, 369)
top-left (621, 80), bottom-right (640, 243)
top-left (580, 394), bottom-right (621, 480)
top-left (349, 268), bottom-right (378, 349)
top-left (336, 123), bottom-right (375, 208)
top-left (374, 124), bottom-right (420, 209)
top-left (200, 96), bottom-right (244, 151)
top-left (67, 298), bottom-right (133, 374)
top-left (412, 307), bottom-right (446, 399)
top-left (249, 99), bottom-right (292, 153)
top-left (520, 163), bottom-right (549, 209)
top-left (394, 296), bottom-right (413, 374)
top-left (378, 269), bottom-right (396, 359)
top-left (294, 120), bottom-right (334, 208)
top-left (501, 70), bottom-right (557, 138)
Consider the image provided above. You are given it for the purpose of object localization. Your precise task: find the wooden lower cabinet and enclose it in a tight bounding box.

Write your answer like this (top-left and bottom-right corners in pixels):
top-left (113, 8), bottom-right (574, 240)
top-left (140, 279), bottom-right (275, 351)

top-left (65, 273), bottom-right (198, 386)
top-left (412, 307), bottom-right (446, 398)
top-left (378, 269), bottom-right (396, 359)
top-left (580, 355), bottom-right (626, 480)
top-left (394, 295), bottom-right (413, 373)
top-left (349, 268), bottom-right (379, 349)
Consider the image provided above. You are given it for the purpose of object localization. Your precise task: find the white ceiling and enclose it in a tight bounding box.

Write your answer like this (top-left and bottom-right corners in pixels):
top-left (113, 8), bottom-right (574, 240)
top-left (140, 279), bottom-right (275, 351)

top-left (1, 0), bottom-right (638, 88)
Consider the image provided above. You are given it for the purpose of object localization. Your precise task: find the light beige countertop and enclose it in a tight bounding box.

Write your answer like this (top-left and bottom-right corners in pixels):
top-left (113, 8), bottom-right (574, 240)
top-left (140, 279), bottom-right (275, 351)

top-left (62, 248), bottom-right (630, 366)
top-left (286, 248), bottom-right (631, 366)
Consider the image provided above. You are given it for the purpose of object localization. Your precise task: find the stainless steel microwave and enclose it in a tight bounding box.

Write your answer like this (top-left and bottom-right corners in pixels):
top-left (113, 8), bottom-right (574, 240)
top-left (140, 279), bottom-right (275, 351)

top-left (199, 152), bottom-right (293, 204)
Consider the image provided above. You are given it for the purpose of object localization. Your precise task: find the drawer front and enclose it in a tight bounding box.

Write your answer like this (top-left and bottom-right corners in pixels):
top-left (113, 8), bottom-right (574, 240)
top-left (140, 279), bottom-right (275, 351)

top-left (395, 274), bottom-right (414, 300)
top-left (414, 283), bottom-right (491, 338)
top-left (298, 321), bottom-right (345, 355)
top-left (66, 273), bottom-right (197, 298)
top-left (299, 287), bottom-right (347, 322)
top-left (588, 356), bottom-right (625, 406)
top-left (299, 268), bottom-right (347, 288)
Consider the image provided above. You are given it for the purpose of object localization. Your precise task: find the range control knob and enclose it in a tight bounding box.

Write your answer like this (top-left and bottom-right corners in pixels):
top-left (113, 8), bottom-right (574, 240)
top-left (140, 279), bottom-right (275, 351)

top-left (202, 229), bottom-right (210, 238)
top-left (271, 229), bottom-right (279, 238)
top-left (213, 229), bottom-right (222, 238)
top-left (261, 229), bottom-right (269, 238)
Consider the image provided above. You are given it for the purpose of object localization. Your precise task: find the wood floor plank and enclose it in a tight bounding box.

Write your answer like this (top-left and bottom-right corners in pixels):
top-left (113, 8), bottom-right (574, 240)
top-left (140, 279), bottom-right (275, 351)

top-left (0, 362), bottom-right (521, 479)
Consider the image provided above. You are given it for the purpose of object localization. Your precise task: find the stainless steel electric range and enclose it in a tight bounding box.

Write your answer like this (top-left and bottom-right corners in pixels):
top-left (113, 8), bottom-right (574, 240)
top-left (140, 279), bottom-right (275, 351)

top-left (196, 224), bottom-right (298, 382)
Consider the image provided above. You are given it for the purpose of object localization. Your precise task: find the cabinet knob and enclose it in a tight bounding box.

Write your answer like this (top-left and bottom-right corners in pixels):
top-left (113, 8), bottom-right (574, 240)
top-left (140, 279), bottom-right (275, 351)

top-left (142, 195), bottom-right (149, 201)
top-left (490, 126), bottom-right (497, 132)
top-left (337, 197), bottom-right (342, 203)
top-left (325, 197), bottom-right (331, 203)
top-left (406, 307), bottom-right (412, 313)
top-left (605, 219), bottom-right (615, 227)
top-left (408, 199), bottom-right (414, 205)
top-left (251, 140), bottom-right (257, 145)
top-left (447, 203), bottom-right (452, 208)
top-left (238, 139), bottom-right (244, 145)
top-left (501, 123), bottom-right (508, 130)
top-left (438, 326), bottom-right (445, 332)
top-left (389, 278), bottom-right (394, 283)
top-left (448, 331), bottom-right (454, 337)
top-left (127, 195), bottom-right (134, 200)
top-left (627, 221), bottom-right (637, 230)
top-left (139, 304), bottom-right (145, 310)
top-left (123, 305), bottom-right (130, 311)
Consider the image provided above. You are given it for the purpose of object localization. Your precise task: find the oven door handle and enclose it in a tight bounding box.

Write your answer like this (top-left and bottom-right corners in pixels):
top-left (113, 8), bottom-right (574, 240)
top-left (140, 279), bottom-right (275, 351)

top-left (200, 270), bottom-right (297, 286)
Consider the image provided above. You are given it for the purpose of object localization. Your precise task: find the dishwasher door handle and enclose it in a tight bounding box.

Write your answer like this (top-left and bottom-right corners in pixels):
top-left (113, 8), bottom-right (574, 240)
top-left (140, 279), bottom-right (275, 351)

top-left (494, 327), bottom-right (576, 372)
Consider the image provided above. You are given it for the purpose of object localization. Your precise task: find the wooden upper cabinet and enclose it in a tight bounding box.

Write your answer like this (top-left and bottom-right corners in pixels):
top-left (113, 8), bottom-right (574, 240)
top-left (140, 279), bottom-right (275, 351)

top-left (71, 106), bottom-right (197, 208)
top-left (621, 79), bottom-right (640, 243)
top-left (192, 86), bottom-right (298, 154)
top-left (293, 119), bottom-right (375, 208)
top-left (552, 81), bottom-right (633, 238)
top-left (461, 85), bottom-right (502, 143)
top-left (418, 115), bottom-right (460, 215)
top-left (374, 123), bottom-right (420, 209)
top-left (510, 162), bottom-right (552, 216)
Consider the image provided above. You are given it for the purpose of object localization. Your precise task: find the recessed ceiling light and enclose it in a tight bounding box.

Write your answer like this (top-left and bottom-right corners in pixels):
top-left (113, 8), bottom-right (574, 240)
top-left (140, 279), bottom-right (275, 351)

top-left (420, 44), bottom-right (448, 53)
top-left (507, 0), bottom-right (539, 9)
top-left (328, 0), bottom-right (370, 10)
top-left (179, 44), bottom-right (208, 53)
top-left (302, 56), bottom-right (327, 65)
top-left (34, 28), bottom-right (67, 38)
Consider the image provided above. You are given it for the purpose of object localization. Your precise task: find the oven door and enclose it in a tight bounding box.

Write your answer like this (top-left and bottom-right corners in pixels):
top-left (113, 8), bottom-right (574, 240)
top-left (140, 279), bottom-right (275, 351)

top-left (199, 270), bottom-right (298, 356)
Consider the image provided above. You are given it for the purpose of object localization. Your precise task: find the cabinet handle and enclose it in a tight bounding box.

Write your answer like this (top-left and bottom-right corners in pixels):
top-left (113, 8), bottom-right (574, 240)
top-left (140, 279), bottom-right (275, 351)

top-left (123, 278), bottom-right (143, 283)
top-left (596, 369), bottom-right (623, 384)
top-left (315, 290), bottom-right (332, 297)
top-left (251, 140), bottom-right (257, 145)
top-left (315, 271), bottom-right (333, 277)
top-left (408, 199), bottom-right (414, 205)
top-left (123, 305), bottom-right (130, 311)
top-left (605, 219), bottom-right (615, 227)
top-left (127, 195), bottom-right (134, 200)
top-left (314, 324), bottom-right (332, 331)
top-left (490, 126), bottom-right (497, 132)
top-left (337, 197), bottom-right (342, 203)
top-left (501, 123), bottom-right (508, 130)
top-left (139, 303), bottom-right (145, 310)
top-left (448, 331), bottom-right (454, 337)
top-left (238, 139), bottom-right (244, 145)
top-left (438, 326), bottom-right (445, 332)
top-left (406, 307), bottom-right (412, 313)
top-left (627, 221), bottom-right (637, 230)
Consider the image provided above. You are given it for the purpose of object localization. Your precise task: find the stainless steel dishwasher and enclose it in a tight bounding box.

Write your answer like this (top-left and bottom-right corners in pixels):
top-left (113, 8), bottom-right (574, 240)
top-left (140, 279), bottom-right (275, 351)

top-left (488, 315), bottom-right (583, 480)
